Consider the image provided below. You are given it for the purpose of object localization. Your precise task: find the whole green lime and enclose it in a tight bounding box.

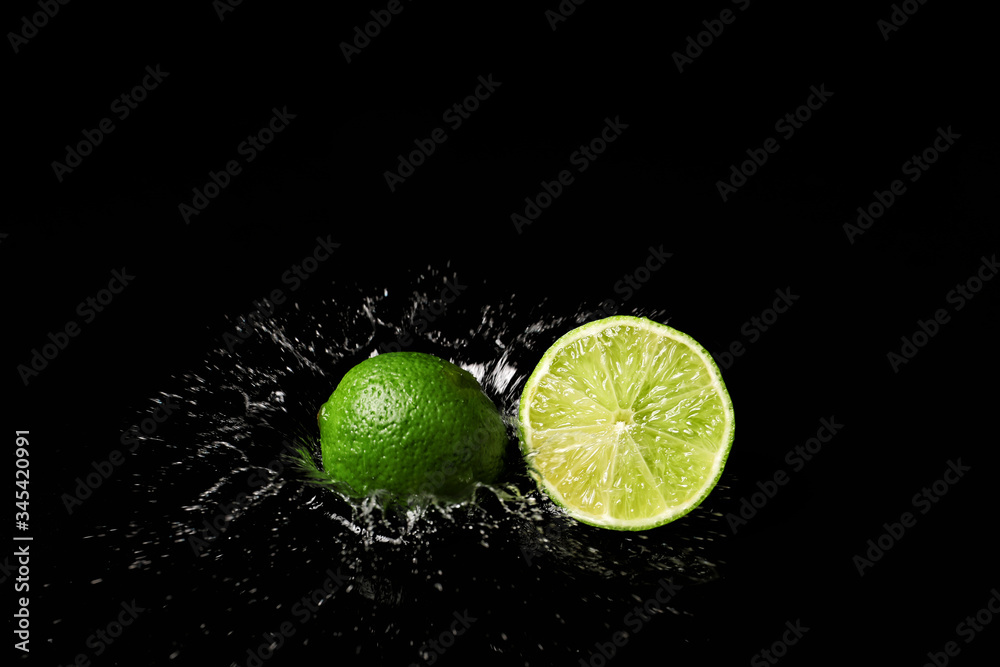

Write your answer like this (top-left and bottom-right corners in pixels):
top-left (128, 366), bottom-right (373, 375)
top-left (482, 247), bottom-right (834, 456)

top-left (318, 352), bottom-right (507, 500)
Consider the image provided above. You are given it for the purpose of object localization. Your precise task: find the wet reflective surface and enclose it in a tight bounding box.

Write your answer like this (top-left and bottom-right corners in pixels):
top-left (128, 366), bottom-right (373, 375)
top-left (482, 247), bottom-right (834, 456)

top-left (43, 270), bottom-right (734, 665)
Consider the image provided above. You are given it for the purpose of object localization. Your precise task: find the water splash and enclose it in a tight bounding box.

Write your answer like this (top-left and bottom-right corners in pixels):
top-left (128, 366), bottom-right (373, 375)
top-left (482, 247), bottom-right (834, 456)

top-left (74, 269), bottom-right (733, 664)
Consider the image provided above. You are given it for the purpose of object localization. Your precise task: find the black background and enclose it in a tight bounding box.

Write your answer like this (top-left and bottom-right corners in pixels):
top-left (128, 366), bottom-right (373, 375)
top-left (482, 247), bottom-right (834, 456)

top-left (6, 1), bottom-right (998, 665)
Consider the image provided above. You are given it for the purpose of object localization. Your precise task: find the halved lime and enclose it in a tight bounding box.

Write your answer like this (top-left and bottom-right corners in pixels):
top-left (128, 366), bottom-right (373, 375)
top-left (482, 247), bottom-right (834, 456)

top-left (518, 316), bottom-right (734, 530)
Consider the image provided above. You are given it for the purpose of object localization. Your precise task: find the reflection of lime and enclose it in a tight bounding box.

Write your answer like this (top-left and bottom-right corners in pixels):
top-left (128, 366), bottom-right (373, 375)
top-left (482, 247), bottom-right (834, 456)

top-left (518, 316), bottom-right (734, 530)
top-left (317, 352), bottom-right (507, 500)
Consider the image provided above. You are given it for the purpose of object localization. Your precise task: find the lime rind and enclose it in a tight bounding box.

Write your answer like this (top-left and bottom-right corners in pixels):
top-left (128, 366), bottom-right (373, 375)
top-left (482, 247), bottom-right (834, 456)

top-left (518, 316), bottom-right (735, 531)
top-left (318, 352), bottom-right (508, 502)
